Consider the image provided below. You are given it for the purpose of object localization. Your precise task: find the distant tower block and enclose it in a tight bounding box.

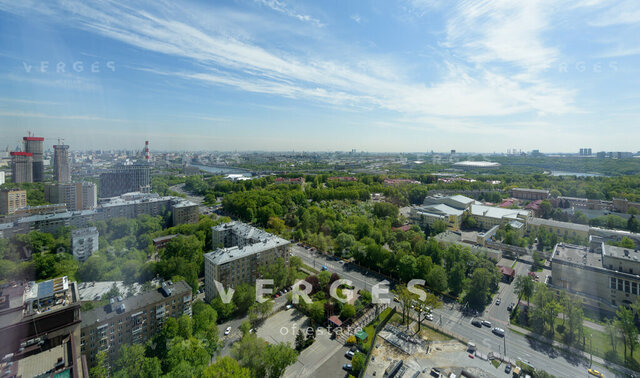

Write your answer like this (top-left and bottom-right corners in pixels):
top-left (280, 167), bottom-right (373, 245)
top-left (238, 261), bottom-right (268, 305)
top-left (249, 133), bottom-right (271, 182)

top-left (144, 140), bottom-right (150, 161)
top-left (23, 134), bottom-right (44, 182)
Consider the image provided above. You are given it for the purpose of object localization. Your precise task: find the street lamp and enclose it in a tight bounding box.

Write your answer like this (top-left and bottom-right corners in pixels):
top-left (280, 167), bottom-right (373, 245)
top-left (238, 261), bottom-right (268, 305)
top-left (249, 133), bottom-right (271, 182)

top-left (590, 333), bottom-right (593, 367)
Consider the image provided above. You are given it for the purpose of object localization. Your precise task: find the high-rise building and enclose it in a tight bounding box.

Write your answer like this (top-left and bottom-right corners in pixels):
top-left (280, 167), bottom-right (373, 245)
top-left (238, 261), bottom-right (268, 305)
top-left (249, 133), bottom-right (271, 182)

top-left (0, 171), bottom-right (5, 186)
top-left (10, 151), bottom-right (33, 183)
top-left (71, 227), bottom-right (99, 261)
top-left (23, 136), bottom-right (44, 182)
top-left (99, 164), bottom-right (150, 198)
top-left (0, 277), bottom-right (87, 377)
top-left (45, 182), bottom-right (97, 211)
top-left (0, 188), bottom-right (27, 215)
top-left (54, 144), bottom-right (71, 183)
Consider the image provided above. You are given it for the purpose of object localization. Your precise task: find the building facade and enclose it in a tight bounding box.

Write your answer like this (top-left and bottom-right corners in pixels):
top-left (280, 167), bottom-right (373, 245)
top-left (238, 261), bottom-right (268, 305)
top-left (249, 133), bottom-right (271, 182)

top-left (0, 188), bottom-right (27, 215)
top-left (45, 182), bottom-right (97, 211)
top-left (71, 227), bottom-right (99, 262)
top-left (54, 144), bottom-right (72, 183)
top-left (0, 276), bottom-right (86, 377)
top-left (80, 280), bottom-right (192, 368)
top-left (205, 222), bottom-right (290, 301)
top-left (511, 188), bottom-right (550, 201)
top-left (99, 164), bottom-right (151, 198)
top-left (10, 151), bottom-right (33, 183)
top-left (550, 243), bottom-right (640, 314)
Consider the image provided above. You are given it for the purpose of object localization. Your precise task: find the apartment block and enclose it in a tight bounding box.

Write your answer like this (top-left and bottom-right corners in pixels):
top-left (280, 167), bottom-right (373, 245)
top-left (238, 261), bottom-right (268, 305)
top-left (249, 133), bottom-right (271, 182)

top-left (45, 182), bottom-right (98, 211)
top-left (0, 188), bottom-right (27, 215)
top-left (511, 188), bottom-right (550, 201)
top-left (205, 222), bottom-right (290, 301)
top-left (80, 280), bottom-right (192, 368)
top-left (71, 227), bottom-right (99, 262)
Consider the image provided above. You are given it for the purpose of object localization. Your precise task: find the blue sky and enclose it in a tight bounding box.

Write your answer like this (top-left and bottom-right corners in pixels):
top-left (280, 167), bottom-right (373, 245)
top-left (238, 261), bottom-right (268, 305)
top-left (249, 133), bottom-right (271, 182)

top-left (0, 0), bottom-right (639, 152)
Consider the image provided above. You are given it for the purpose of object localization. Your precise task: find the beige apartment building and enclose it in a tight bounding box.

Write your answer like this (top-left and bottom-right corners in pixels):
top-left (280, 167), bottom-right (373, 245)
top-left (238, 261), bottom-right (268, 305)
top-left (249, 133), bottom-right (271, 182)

top-left (0, 188), bottom-right (27, 215)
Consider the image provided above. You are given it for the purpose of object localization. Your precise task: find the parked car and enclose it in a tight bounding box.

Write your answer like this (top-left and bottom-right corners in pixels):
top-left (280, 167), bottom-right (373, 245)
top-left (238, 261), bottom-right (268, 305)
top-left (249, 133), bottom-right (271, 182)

top-left (342, 364), bottom-right (352, 371)
top-left (492, 327), bottom-right (505, 337)
top-left (224, 327), bottom-right (231, 335)
top-left (471, 319), bottom-right (482, 327)
top-left (481, 320), bottom-right (492, 327)
top-left (495, 298), bottom-right (501, 305)
top-left (505, 364), bottom-right (512, 374)
top-left (507, 303), bottom-right (514, 311)
top-left (286, 304), bottom-right (293, 310)
top-left (425, 314), bottom-right (434, 321)
top-left (345, 350), bottom-right (355, 359)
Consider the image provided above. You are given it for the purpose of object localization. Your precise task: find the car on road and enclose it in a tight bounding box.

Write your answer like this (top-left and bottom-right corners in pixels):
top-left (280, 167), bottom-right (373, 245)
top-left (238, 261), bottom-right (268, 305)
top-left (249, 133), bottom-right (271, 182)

top-left (588, 368), bottom-right (604, 377)
top-left (495, 298), bottom-right (501, 305)
top-left (471, 319), bottom-right (482, 327)
top-left (321, 265), bottom-right (328, 271)
top-left (481, 320), bottom-right (492, 327)
top-left (492, 327), bottom-right (505, 337)
top-left (224, 327), bottom-right (231, 335)
top-left (345, 350), bottom-right (355, 359)
top-left (342, 364), bottom-right (352, 371)
top-left (507, 303), bottom-right (514, 311)
top-left (505, 364), bottom-right (512, 374)
top-left (468, 353), bottom-right (474, 359)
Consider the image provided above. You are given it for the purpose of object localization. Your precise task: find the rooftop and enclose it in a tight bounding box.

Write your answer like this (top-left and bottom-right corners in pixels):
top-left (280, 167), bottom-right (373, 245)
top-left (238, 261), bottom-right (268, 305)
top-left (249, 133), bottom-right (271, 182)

top-left (603, 244), bottom-right (640, 262)
top-left (71, 227), bottom-right (98, 237)
top-left (469, 204), bottom-right (530, 220)
top-left (81, 280), bottom-right (191, 327)
top-left (415, 203), bottom-right (464, 217)
top-left (551, 243), bottom-right (603, 268)
top-left (528, 217), bottom-right (590, 232)
top-left (512, 188), bottom-right (550, 194)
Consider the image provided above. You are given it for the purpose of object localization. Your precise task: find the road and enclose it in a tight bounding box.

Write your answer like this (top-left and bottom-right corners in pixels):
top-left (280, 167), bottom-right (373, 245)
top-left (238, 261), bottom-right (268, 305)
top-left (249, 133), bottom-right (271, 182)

top-left (291, 246), bottom-right (616, 378)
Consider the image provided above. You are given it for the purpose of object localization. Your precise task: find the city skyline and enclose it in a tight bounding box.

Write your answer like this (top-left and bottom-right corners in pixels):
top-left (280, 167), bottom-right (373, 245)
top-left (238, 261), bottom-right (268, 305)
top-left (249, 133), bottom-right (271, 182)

top-left (1, 0), bottom-right (640, 152)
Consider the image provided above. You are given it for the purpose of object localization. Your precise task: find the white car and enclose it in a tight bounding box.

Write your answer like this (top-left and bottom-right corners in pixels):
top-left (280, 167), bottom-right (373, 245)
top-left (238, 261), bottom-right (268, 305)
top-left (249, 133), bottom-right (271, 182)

top-left (286, 304), bottom-right (293, 310)
top-left (224, 327), bottom-right (231, 335)
top-left (425, 314), bottom-right (434, 321)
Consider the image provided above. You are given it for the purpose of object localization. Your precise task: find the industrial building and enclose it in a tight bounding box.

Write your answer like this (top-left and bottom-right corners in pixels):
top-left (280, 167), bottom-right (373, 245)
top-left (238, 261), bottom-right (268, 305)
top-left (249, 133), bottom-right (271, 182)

top-left (550, 243), bottom-right (640, 313)
top-left (45, 182), bottom-right (97, 211)
top-left (0, 276), bottom-right (87, 377)
top-left (54, 144), bottom-right (72, 183)
top-left (99, 164), bottom-right (151, 198)
top-left (71, 227), bottom-right (99, 262)
top-left (10, 151), bottom-right (33, 183)
top-left (80, 280), bottom-right (192, 368)
top-left (205, 222), bottom-right (290, 301)
top-left (526, 217), bottom-right (590, 241)
top-left (0, 188), bottom-right (27, 215)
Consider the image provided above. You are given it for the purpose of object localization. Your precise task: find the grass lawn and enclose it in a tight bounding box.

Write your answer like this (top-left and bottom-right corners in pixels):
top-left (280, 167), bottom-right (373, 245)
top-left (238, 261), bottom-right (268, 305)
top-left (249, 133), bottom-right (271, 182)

top-left (361, 307), bottom-right (393, 351)
top-left (300, 263), bottom-right (319, 274)
top-left (512, 309), bottom-right (640, 370)
top-left (491, 359), bottom-right (501, 368)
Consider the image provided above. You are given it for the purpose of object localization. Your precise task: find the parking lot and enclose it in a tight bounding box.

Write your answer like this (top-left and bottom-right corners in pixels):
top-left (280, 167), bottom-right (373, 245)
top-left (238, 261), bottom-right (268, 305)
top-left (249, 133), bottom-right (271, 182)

top-left (257, 307), bottom-right (310, 345)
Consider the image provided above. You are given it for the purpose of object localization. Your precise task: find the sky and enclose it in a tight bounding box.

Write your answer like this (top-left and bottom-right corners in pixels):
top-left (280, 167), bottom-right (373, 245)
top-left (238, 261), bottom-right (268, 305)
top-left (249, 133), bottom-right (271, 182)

top-left (0, 0), bottom-right (639, 152)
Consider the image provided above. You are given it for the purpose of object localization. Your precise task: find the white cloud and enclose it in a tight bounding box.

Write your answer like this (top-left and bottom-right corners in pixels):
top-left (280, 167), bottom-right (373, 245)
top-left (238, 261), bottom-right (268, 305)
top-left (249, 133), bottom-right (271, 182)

top-left (255, 0), bottom-right (323, 27)
top-left (589, 0), bottom-right (640, 26)
top-left (0, 0), bottom-right (578, 122)
top-left (350, 14), bottom-right (361, 24)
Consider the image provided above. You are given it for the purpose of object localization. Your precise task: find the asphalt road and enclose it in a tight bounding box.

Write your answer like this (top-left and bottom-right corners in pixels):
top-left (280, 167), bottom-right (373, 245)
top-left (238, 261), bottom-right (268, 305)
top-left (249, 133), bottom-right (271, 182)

top-left (290, 246), bottom-right (616, 378)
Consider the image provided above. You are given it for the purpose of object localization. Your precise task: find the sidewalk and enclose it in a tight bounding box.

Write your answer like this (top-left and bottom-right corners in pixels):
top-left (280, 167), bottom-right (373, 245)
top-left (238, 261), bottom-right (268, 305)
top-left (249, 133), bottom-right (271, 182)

top-left (508, 323), bottom-right (638, 377)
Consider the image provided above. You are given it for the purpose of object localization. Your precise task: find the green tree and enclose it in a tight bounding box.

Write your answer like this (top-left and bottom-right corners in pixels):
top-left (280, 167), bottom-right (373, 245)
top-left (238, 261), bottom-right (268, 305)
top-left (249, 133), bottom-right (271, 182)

top-left (90, 351), bottom-right (109, 378)
top-left (295, 329), bottom-right (305, 351)
top-left (616, 306), bottom-right (639, 362)
top-left (352, 352), bottom-right (366, 373)
top-left (447, 262), bottom-right (466, 296)
top-left (464, 268), bottom-right (494, 309)
top-left (431, 220), bottom-right (447, 235)
top-left (341, 303), bottom-right (356, 320)
top-left (514, 275), bottom-right (535, 306)
top-left (309, 301), bottom-right (325, 324)
top-left (204, 356), bottom-right (251, 378)
top-left (426, 265), bottom-right (448, 293)
top-left (234, 283), bottom-right (257, 315)
top-left (231, 334), bottom-right (268, 377)
top-left (264, 343), bottom-right (298, 378)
